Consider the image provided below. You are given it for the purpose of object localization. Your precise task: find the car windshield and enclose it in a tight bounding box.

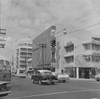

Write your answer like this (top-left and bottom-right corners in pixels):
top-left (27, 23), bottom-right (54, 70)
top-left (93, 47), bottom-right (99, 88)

top-left (41, 72), bottom-right (52, 75)
top-left (58, 73), bottom-right (67, 75)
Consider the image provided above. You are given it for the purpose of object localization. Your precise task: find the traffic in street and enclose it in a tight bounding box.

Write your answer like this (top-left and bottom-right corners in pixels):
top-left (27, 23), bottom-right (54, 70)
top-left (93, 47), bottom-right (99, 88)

top-left (2, 77), bottom-right (100, 99)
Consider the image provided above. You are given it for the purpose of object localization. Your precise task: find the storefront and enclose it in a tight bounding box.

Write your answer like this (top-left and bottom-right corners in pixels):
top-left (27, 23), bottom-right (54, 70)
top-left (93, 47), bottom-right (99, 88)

top-left (64, 67), bottom-right (76, 78)
top-left (79, 67), bottom-right (96, 79)
top-left (64, 67), bottom-right (96, 79)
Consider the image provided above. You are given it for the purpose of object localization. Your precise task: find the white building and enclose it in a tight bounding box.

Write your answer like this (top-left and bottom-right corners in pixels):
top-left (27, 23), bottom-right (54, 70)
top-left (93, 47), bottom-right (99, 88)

top-left (55, 30), bottom-right (100, 79)
top-left (16, 38), bottom-right (32, 74)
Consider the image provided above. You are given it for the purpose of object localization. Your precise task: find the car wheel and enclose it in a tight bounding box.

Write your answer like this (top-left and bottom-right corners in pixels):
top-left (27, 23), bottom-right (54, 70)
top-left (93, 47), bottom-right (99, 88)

top-left (39, 80), bottom-right (42, 85)
top-left (32, 79), bottom-right (35, 83)
top-left (0, 93), bottom-right (9, 97)
top-left (97, 79), bottom-right (100, 81)
top-left (51, 82), bottom-right (55, 85)
top-left (63, 80), bottom-right (66, 83)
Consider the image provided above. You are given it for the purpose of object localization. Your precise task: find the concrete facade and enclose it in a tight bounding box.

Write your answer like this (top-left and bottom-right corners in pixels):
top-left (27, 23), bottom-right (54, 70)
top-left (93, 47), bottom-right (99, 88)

top-left (55, 30), bottom-right (100, 79)
top-left (32, 25), bottom-right (56, 70)
top-left (16, 38), bottom-right (32, 74)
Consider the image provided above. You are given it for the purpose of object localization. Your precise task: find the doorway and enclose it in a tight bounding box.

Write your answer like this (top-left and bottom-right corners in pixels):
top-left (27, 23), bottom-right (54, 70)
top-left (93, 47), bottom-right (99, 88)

top-left (79, 67), bottom-right (95, 79)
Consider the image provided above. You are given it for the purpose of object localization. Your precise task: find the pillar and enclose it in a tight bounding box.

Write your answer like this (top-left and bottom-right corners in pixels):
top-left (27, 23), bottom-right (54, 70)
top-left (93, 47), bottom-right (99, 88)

top-left (76, 67), bottom-right (79, 79)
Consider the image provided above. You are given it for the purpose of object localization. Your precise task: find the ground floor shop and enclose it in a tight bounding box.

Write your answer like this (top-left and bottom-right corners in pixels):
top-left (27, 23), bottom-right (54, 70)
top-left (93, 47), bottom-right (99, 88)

top-left (64, 67), bottom-right (99, 79)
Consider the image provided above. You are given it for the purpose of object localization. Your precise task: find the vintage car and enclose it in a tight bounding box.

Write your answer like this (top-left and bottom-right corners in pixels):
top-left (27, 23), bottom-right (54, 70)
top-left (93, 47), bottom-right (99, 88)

top-left (17, 73), bottom-right (26, 78)
top-left (52, 72), bottom-right (70, 83)
top-left (31, 70), bottom-right (57, 85)
top-left (0, 81), bottom-right (11, 97)
top-left (95, 73), bottom-right (100, 81)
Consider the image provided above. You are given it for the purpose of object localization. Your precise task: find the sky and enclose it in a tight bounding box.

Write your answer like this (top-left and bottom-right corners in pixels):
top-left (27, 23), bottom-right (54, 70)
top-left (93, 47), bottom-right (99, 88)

top-left (0, 0), bottom-right (100, 60)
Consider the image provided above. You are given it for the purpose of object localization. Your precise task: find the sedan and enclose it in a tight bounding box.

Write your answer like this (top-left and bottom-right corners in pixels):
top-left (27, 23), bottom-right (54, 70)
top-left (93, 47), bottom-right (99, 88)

top-left (52, 72), bottom-right (70, 83)
top-left (95, 73), bottom-right (100, 81)
top-left (17, 73), bottom-right (26, 78)
top-left (31, 70), bottom-right (57, 85)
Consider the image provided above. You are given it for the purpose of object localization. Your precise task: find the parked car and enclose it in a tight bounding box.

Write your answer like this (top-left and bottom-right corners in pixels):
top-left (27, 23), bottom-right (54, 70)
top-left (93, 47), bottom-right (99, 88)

top-left (52, 72), bottom-right (69, 83)
top-left (0, 81), bottom-right (11, 97)
top-left (95, 73), bottom-right (100, 81)
top-left (31, 70), bottom-right (57, 85)
top-left (17, 73), bottom-right (26, 78)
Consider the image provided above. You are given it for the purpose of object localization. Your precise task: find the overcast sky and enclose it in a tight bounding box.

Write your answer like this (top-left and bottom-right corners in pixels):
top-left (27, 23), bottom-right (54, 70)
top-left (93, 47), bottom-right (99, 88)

top-left (0, 0), bottom-right (100, 60)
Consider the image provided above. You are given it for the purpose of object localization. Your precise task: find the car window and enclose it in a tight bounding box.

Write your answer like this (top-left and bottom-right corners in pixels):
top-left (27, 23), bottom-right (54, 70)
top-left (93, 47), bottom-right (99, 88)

top-left (37, 71), bottom-right (41, 75)
top-left (41, 72), bottom-right (52, 75)
top-left (33, 71), bottom-right (40, 75)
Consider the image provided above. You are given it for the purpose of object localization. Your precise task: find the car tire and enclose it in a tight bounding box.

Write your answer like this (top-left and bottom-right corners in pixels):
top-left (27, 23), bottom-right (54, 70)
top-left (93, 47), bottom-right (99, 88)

top-left (97, 79), bottom-right (100, 81)
top-left (63, 80), bottom-right (66, 83)
top-left (51, 82), bottom-right (55, 85)
top-left (39, 80), bottom-right (42, 85)
top-left (32, 79), bottom-right (35, 83)
top-left (0, 93), bottom-right (8, 97)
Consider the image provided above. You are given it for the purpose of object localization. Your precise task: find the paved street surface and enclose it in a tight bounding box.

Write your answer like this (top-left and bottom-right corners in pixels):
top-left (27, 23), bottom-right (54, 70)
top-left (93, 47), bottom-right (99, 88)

top-left (2, 77), bottom-right (100, 99)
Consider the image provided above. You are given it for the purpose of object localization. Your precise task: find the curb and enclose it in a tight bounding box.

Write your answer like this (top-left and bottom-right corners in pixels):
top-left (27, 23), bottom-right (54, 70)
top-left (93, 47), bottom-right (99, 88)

top-left (70, 78), bottom-right (95, 81)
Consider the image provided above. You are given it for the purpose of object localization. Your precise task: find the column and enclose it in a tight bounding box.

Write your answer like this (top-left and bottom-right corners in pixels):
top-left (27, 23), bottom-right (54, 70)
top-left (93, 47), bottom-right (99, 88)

top-left (76, 67), bottom-right (79, 79)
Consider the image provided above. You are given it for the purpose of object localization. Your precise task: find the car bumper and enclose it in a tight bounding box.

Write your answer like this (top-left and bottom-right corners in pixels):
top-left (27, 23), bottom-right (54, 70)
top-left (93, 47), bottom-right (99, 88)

top-left (0, 90), bottom-right (11, 96)
top-left (95, 77), bottom-right (100, 81)
top-left (58, 78), bottom-right (69, 82)
top-left (42, 80), bottom-right (58, 83)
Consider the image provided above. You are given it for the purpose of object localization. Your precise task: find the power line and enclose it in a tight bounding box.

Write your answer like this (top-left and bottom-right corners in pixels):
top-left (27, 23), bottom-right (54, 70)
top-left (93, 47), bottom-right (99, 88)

top-left (76, 5), bottom-right (99, 21)
top-left (69, 22), bottom-right (100, 33)
top-left (55, 22), bottom-right (100, 36)
top-left (78, 14), bottom-right (100, 24)
top-left (64, 6), bottom-right (99, 28)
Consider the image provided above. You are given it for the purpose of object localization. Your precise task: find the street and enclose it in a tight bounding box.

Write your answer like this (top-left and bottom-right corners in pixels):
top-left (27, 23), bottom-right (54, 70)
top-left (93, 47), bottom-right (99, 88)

top-left (2, 77), bottom-right (100, 99)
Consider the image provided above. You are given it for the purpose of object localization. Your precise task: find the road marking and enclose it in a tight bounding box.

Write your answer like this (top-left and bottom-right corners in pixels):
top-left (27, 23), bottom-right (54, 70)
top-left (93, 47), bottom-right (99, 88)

top-left (8, 88), bottom-right (100, 99)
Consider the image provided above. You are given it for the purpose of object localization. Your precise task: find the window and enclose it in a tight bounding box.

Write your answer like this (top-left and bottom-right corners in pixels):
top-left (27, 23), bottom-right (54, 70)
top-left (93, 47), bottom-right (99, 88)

top-left (83, 55), bottom-right (91, 62)
top-left (20, 48), bottom-right (27, 51)
top-left (92, 44), bottom-right (100, 51)
top-left (92, 55), bottom-right (100, 62)
top-left (65, 56), bottom-right (74, 63)
top-left (41, 72), bottom-right (52, 75)
top-left (20, 65), bottom-right (26, 68)
top-left (83, 43), bottom-right (91, 50)
top-left (92, 37), bottom-right (100, 41)
top-left (28, 44), bottom-right (32, 47)
top-left (0, 60), bottom-right (4, 65)
top-left (65, 44), bottom-right (74, 52)
top-left (28, 48), bottom-right (32, 51)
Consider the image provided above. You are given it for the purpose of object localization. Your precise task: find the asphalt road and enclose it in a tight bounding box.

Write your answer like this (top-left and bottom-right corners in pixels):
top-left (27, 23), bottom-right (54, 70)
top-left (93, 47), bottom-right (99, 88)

top-left (2, 77), bottom-right (100, 99)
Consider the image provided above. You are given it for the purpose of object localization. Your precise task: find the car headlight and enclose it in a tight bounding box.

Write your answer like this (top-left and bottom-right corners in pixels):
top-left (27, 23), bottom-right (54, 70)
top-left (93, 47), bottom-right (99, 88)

top-left (6, 83), bottom-right (11, 90)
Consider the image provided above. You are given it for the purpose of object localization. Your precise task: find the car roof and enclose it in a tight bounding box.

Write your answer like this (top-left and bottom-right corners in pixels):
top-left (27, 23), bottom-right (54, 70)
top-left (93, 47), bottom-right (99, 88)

top-left (38, 70), bottom-right (51, 73)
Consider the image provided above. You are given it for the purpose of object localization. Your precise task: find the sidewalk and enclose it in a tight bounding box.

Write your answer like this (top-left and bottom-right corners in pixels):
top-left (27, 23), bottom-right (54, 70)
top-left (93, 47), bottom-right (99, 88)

top-left (70, 78), bottom-right (95, 81)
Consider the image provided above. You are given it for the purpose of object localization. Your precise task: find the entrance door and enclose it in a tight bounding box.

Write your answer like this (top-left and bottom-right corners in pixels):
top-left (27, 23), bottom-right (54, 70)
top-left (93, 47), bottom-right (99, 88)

top-left (84, 68), bottom-right (89, 79)
top-left (79, 67), bottom-right (89, 79)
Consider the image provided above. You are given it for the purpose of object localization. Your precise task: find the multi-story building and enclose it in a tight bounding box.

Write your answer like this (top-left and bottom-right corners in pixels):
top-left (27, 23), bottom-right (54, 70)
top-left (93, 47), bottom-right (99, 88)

top-left (16, 38), bottom-right (32, 74)
top-left (32, 25), bottom-right (56, 71)
top-left (55, 30), bottom-right (100, 79)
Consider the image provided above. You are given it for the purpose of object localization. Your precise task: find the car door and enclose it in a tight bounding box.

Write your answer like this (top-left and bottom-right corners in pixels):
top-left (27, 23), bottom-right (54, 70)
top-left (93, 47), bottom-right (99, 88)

top-left (32, 71), bottom-right (38, 82)
top-left (36, 71), bottom-right (41, 82)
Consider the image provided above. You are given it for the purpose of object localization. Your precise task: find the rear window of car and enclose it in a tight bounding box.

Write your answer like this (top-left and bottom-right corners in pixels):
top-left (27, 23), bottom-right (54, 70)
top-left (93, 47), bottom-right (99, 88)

top-left (41, 72), bottom-right (52, 75)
